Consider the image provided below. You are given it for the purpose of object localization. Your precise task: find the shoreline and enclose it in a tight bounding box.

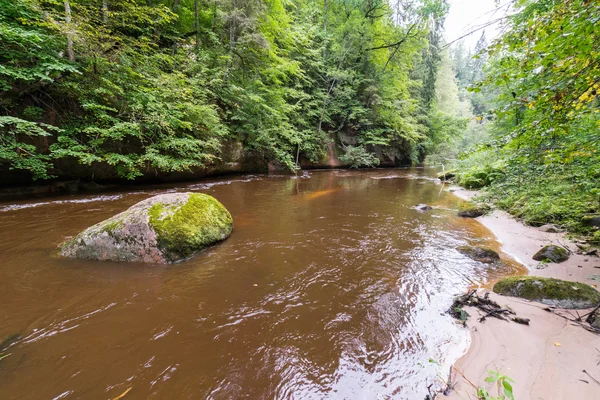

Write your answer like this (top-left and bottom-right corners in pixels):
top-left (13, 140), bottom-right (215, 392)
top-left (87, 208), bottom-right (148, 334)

top-left (447, 187), bottom-right (600, 399)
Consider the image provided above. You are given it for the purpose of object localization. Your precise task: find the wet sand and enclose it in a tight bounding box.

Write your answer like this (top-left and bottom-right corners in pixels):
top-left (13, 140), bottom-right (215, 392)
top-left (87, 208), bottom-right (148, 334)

top-left (449, 188), bottom-right (600, 399)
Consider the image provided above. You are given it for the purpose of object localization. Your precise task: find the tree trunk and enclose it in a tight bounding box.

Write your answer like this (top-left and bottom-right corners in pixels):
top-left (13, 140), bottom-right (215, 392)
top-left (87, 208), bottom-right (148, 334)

top-left (323, 0), bottom-right (328, 31)
top-left (195, 0), bottom-right (200, 51)
top-left (227, 0), bottom-right (237, 70)
top-left (64, 0), bottom-right (75, 61)
top-left (102, 0), bottom-right (108, 24)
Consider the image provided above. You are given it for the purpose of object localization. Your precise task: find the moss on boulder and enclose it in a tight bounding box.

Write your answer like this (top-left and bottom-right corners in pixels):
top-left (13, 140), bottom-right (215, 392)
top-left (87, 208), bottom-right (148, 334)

top-left (457, 203), bottom-right (489, 218)
top-left (437, 169), bottom-right (456, 181)
top-left (493, 276), bottom-right (600, 309)
top-left (532, 245), bottom-right (569, 263)
top-left (61, 193), bottom-right (232, 263)
top-left (457, 246), bottom-right (500, 263)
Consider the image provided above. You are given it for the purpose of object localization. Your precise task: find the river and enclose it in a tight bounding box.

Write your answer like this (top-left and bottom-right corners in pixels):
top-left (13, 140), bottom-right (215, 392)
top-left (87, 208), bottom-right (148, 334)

top-left (0, 169), bottom-right (522, 399)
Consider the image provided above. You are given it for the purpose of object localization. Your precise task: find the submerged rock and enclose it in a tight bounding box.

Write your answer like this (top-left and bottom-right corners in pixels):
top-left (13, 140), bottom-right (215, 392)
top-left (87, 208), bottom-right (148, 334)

top-left (61, 193), bottom-right (233, 263)
top-left (458, 246), bottom-right (500, 264)
top-left (457, 203), bottom-right (489, 218)
top-left (493, 276), bottom-right (600, 309)
top-left (415, 204), bottom-right (433, 211)
top-left (532, 245), bottom-right (569, 263)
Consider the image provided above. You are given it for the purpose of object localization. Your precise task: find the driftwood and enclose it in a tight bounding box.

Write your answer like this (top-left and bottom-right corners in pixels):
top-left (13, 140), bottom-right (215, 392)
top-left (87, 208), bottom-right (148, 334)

top-left (447, 290), bottom-right (528, 325)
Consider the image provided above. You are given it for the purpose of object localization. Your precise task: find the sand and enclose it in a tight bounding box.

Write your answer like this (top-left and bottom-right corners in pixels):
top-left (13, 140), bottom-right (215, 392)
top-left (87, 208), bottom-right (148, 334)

top-left (446, 188), bottom-right (600, 400)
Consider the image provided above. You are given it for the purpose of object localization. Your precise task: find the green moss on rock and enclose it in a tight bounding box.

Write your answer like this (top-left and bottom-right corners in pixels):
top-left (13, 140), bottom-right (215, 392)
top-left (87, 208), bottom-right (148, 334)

top-left (149, 193), bottom-right (233, 261)
top-left (457, 203), bottom-right (490, 218)
top-left (532, 245), bottom-right (569, 263)
top-left (437, 169), bottom-right (456, 181)
top-left (457, 246), bottom-right (500, 263)
top-left (61, 192), bottom-right (233, 264)
top-left (493, 276), bottom-right (600, 309)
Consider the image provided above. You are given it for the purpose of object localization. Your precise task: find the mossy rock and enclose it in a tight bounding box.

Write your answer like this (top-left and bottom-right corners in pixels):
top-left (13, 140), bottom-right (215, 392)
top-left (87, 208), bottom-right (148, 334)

top-left (582, 215), bottom-right (600, 228)
top-left (589, 308), bottom-right (600, 329)
top-left (532, 245), bottom-right (569, 263)
top-left (457, 246), bottom-right (500, 263)
top-left (437, 169), bottom-right (456, 181)
top-left (457, 203), bottom-right (489, 218)
top-left (493, 276), bottom-right (600, 309)
top-left (61, 193), bottom-right (232, 263)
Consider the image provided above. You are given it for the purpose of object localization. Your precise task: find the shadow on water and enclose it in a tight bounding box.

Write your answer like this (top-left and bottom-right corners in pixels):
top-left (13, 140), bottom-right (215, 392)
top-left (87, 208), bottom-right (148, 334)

top-left (0, 168), bottom-right (524, 399)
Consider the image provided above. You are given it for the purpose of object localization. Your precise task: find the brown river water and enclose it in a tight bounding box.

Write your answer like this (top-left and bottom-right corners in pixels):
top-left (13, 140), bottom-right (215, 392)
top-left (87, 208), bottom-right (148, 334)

top-left (0, 169), bottom-right (523, 400)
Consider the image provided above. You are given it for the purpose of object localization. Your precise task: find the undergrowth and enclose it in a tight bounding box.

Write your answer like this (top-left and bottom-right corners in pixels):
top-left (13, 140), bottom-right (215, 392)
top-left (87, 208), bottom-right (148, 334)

top-left (452, 148), bottom-right (600, 243)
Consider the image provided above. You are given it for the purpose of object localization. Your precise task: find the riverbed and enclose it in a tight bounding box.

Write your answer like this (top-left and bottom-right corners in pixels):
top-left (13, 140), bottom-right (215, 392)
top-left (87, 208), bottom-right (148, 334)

top-left (0, 169), bottom-right (523, 399)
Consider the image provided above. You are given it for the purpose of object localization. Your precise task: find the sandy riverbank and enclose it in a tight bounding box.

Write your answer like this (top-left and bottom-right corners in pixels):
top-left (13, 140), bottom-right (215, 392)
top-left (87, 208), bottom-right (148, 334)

top-left (447, 188), bottom-right (600, 400)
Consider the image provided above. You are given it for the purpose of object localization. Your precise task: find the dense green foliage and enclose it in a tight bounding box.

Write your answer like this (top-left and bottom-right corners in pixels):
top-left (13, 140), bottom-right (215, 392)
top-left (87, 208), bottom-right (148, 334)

top-left (1, 0), bottom-right (453, 180)
top-left (447, 0), bottom-right (600, 242)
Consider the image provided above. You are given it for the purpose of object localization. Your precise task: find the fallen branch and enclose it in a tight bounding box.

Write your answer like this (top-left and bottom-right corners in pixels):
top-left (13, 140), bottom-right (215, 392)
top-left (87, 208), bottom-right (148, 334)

top-left (448, 290), bottom-right (524, 325)
top-left (443, 365), bottom-right (454, 395)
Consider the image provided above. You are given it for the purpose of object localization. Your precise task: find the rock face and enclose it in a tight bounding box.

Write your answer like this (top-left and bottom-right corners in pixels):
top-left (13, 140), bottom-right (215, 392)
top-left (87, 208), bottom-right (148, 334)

top-left (493, 276), bottom-right (600, 309)
top-left (532, 245), bottom-right (569, 263)
top-left (458, 246), bottom-right (500, 263)
top-left (61, 193), bottom-right (233, 263)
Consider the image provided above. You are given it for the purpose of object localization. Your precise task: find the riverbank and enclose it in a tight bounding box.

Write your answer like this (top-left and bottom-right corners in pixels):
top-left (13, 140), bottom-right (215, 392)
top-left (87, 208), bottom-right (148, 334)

top-left (448, 188), bottom-right (600, 399)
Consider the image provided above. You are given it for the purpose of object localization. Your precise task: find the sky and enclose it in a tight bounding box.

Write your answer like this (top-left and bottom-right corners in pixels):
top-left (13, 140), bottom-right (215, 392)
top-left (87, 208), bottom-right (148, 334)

top-left (445, 0), bottom-right (506, 49)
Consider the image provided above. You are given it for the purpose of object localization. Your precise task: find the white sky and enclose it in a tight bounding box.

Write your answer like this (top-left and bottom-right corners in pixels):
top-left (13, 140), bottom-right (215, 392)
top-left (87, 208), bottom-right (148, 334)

top-left (445, 0), bottom-right (505, 49)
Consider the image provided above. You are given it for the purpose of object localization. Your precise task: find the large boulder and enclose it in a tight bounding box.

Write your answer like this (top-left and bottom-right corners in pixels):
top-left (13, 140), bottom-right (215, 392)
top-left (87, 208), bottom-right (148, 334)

top-left (532, 245), bottom-right (569, 263)
top-left (493, 276), bottom-right (600, 309)
top-left (61, 193), bottom-right (233, 263)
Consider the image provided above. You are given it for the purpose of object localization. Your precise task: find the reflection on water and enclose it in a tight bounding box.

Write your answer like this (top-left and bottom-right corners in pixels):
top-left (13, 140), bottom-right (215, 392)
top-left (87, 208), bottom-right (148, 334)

top-left (0, 169), bottom-right (523, 399)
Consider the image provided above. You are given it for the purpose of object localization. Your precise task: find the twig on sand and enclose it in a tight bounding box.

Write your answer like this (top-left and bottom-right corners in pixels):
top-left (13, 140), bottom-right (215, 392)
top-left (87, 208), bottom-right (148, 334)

top-left (544, 307), bottom-right (600, 335)
top-left (557, 239), bottom-right (572, 254)
top-left (443, 365), bottom-right (454, 395)
top-left (582, 370), bottom-right (600, 387)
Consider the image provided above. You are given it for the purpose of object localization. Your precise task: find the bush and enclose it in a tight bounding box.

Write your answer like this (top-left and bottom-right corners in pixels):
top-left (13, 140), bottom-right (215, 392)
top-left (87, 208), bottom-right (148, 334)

top-left (339, 146), bottom-right (380, 169)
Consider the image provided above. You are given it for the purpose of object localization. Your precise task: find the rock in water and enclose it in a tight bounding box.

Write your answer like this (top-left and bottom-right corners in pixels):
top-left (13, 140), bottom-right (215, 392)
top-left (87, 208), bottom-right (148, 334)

top-left (61, 193), bottom-right (233, 263)
top-left (415, 204), bottom-right (433, 211)
top-left (493, 276), bottom-right (600, 309)
top-left (437, 170), bottom-right (456, 181)
top-left (457, 246), bottom-right (500, 263)
top-left (532, 245), bottom-right (569, 263)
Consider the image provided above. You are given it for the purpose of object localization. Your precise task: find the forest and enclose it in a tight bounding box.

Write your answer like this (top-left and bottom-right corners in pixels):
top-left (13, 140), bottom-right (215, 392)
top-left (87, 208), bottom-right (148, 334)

top-left (1, 0), bottom-right (599, 239)
top-left (0, 0), bottom-right (459, 183)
